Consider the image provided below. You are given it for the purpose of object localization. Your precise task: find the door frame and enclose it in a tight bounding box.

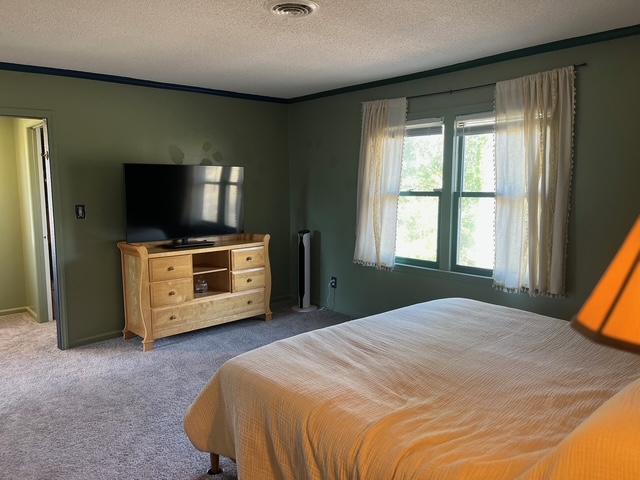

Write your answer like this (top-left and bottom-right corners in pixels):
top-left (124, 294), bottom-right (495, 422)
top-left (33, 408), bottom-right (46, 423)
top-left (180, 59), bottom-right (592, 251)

top-left (0, 106), bottom-right (68, 349)
top-left (31, 122), bottom-right (55, 323)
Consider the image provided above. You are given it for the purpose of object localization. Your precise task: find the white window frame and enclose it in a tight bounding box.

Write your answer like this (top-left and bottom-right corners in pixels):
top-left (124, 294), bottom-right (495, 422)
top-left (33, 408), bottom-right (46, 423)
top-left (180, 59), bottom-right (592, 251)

top-left (394, 105), bottom-right (496, 277)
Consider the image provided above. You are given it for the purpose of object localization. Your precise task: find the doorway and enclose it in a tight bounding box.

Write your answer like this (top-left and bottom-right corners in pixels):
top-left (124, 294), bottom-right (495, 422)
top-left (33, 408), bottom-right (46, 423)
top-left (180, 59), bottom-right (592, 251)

top-left (0, 115), bottom-right (60, 342)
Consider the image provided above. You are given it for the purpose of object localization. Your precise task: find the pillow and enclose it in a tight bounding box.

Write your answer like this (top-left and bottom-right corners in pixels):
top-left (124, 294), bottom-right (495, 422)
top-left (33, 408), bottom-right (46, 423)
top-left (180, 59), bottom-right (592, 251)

top-left (521, 377), bottom-right (640, 479)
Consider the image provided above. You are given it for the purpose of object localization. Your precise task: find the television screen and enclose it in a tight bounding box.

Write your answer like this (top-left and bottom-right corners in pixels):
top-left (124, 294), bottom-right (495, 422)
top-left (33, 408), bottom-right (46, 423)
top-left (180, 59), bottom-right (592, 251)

top-left (124, 164), bottom-right (244, 243)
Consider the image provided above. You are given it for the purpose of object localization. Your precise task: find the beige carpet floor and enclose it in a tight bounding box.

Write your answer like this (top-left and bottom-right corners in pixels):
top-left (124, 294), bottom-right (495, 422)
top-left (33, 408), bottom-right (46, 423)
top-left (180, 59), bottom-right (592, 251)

top-left (0, 305), bottom-right (349, 479)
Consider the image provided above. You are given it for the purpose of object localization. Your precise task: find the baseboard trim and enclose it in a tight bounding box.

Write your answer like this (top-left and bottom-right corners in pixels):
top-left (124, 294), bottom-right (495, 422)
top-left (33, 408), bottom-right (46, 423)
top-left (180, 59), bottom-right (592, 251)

top-left (0, 306), bottom-right (28, 316)
top-left (67, 295), bottom-right (299, 348)
top-left (25, 307), bottom-right (38, 321)
top-left (272, 293), bottom-right (294, 303)
top-left (68, 330), bottom-right (122, 349)
top-left (0, 306), bottom-right (42, 322)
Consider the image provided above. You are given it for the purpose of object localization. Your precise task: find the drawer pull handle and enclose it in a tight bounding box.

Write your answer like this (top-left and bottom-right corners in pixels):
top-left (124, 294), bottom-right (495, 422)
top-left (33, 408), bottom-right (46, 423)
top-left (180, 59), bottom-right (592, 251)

top-left (169, 315), bottom-right (177, 320)
top-left (246, 278), bottom-right (252, 283)
top-left (247, 300), bottom-right (253, 305)
top-left (168, 290), bottom-right (176, 296)
top-left (167, 266), bottom-right (175, 271)
top-left (246, 256), bottom-right (252, 261)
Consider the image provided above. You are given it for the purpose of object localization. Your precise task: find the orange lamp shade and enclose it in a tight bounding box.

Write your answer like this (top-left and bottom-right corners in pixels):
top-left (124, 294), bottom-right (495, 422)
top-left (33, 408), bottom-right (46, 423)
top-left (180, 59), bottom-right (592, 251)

top-left (572, 216), bottom-right (640, 352)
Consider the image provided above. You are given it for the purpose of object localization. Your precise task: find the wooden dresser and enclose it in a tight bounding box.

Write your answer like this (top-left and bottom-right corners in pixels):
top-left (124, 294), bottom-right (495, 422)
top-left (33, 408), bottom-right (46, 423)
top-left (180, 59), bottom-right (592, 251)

top-left (117, 234), bottom-right (272, 351)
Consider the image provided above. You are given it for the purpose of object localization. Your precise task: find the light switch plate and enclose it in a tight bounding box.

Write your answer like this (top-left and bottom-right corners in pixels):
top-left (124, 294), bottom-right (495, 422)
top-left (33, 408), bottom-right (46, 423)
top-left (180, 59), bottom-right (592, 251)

top-left (75, 204), bottom-right (86, 220)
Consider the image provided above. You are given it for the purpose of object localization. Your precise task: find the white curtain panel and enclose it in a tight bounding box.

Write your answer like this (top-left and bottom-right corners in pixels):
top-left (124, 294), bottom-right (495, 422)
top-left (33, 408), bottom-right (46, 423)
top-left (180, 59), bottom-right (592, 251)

top-left (494, 66), bottom-right (575, 296)
top-left (353, 97), bottom-right (407, 270)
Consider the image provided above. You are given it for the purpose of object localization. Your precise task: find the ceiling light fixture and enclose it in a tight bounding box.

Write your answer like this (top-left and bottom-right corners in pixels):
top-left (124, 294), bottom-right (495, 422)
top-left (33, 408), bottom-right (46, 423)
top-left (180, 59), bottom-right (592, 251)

top-left (266, 1), bottom-right (319, 18)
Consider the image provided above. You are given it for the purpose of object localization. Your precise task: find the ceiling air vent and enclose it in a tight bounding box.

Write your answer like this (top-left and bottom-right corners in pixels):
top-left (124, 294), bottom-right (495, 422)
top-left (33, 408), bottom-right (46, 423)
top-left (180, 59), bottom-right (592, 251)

top-left (267, 1), bottom-right (318, 17)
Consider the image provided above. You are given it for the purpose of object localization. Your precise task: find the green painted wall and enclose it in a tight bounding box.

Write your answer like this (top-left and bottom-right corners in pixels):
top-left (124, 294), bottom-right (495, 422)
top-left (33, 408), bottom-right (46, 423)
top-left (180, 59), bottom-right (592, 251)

top-left (1, 34), bottom-right (637, 345)
top-left (287, 35), bottom-right (640, 320)
top-left (0, 72), bottom-right (289, 346)
top-left (0, 118), bottom-right (27, 312)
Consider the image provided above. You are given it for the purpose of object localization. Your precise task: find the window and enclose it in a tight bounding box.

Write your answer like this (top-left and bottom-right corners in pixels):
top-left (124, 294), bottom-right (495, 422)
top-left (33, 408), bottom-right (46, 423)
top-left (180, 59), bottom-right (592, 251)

top-left (395, 119), bottom-right (444, 267)
top-left (453, 113), bottom-right (496, 275)
top-left (395, 111), bottom-right (496, 276)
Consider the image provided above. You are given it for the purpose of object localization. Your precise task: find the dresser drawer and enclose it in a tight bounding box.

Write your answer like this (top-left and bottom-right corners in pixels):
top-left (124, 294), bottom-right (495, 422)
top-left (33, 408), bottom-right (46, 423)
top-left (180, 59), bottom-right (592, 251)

top-left (232, 268), bottom-right (265, 292)
top-left (152, 289), bottom-right (265, 338)
top-left (149, 255), bottom-right (192, 282)
top-left (152, 302), bottom-right (217, 338)
top-left (213, 289), bottom-right (265, 317)
top-left (150, 278), bottom-right (193, 307)
top-left (231, 246), bottom-right (265, 270)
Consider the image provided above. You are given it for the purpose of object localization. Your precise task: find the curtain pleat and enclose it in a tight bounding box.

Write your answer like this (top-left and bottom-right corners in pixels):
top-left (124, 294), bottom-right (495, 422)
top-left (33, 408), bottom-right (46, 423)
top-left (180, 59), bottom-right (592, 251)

top-left (494, 66), bottom-right (575, 296)
top-left (353, 98), bottom-right (407, 270)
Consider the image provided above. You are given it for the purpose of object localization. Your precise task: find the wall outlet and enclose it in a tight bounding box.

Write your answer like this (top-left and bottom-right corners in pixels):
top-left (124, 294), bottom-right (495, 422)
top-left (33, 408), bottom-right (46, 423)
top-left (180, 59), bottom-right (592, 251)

top-left (330, 276), bottom-right (337, 289)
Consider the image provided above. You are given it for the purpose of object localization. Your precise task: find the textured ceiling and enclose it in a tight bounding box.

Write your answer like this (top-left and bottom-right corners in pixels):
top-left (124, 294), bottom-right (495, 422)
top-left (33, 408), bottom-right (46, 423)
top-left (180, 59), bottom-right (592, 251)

top-left (0, 1), bottom-right (638, 98)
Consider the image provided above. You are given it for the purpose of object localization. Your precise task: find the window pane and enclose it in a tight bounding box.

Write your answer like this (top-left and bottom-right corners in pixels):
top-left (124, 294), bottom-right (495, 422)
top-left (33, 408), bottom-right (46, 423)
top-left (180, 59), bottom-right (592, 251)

top-left (396, 196), bottom-right (438, 262)
top-left (457, 197), bottom-right (495, 269)
top-left (400, 131), bottom-right (444, 192)
top-left (462, 133), bottom-right (495, 192)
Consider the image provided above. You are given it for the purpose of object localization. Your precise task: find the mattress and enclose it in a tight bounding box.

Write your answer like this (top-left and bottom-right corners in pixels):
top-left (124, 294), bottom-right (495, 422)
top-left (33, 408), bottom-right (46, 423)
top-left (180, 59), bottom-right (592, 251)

top-left (184, 298), bottom-right (640, 479)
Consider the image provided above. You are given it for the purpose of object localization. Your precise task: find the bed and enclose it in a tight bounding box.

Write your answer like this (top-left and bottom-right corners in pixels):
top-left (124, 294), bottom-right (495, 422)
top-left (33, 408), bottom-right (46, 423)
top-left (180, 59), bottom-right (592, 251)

top-left (184, 298), bottom-right (640, 479)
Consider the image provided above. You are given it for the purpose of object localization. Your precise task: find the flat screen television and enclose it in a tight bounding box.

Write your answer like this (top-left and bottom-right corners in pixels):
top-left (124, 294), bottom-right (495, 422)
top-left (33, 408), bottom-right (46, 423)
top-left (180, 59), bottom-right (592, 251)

top-left (124, 164), bottom-right (244, 245)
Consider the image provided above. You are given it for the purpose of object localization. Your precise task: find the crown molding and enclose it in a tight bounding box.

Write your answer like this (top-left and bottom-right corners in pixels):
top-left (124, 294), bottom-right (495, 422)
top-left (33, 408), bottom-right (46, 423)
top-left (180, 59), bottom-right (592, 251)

top-left (0, 24), bottom-right (638, 104)
top-left (289, 24), bottom-right (640, 103)
top-left (0, 61), bottom-right (289, 104)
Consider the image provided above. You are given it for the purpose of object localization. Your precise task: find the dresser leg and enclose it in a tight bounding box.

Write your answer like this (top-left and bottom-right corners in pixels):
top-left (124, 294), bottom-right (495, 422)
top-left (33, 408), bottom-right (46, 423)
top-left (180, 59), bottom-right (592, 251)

top-left (142, 340), bottom-right (155, 352)
top-left (264, 312), bottom-right (272, 321)
top-left (123, 329), bottom-right (135, 340)
top-left (207, 453), bottom-right (221, 475)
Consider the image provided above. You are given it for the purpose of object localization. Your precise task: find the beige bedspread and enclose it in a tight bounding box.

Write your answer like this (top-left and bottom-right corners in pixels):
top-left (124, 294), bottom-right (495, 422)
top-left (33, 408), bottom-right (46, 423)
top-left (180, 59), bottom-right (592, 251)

top-left (184, 298), bottom-right (640, 479)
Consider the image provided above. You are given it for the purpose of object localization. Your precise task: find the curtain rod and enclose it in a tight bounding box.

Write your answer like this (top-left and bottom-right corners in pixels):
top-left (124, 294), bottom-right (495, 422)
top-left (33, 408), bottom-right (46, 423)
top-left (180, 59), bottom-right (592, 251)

top-left (408, 63), bottom-right (587, 101)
